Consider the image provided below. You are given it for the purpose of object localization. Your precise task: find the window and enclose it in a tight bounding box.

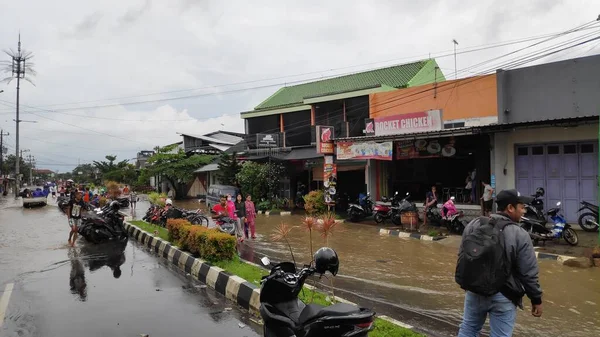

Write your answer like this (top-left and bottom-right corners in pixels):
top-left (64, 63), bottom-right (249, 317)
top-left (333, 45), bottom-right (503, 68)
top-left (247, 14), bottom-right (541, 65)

top-left (580, 144), bottom-right (594, 153)
top-left (547, 145), bottom-right (559, 155)
top-left (531, 146), bottom-right (544, 155)
top-left (517, 147), bottom-right (529, 156)
top-left (563, 144), bottom-right (577, 154)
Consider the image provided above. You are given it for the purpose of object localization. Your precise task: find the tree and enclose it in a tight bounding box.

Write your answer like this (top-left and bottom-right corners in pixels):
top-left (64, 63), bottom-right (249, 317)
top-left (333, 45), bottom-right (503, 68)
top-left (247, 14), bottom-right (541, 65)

top-left (236, 161), bottom-right (268, 200)
top-left (72, 163), bottom-right (98, 184)
top-left (93, 155), bottom-right (129, 175)
top-left (217, 152), bottom-right (240, 186)
top-left (143, 144), bottom-right (214, 198)
top-left (1, 154), bottom-right (33, 185)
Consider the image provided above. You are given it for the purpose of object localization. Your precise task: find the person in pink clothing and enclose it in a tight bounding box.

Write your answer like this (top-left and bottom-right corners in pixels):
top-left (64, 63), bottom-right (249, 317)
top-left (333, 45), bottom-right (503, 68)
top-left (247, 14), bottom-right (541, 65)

top-left (245, 195), bottom-right (257, 239)
top-left (226, 194), bottom-right (236, 219)
top-left (442, 196), bottom-right (458, 218)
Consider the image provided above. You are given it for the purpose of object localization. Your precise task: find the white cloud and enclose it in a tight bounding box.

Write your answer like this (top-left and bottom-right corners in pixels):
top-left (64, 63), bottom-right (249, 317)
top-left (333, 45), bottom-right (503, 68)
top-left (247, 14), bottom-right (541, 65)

top-left (0, 0), bottom-right (598, 171)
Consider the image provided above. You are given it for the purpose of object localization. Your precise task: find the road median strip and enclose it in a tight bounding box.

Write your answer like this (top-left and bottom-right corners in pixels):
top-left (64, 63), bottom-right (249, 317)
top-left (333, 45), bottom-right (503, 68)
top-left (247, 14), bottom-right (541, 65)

top-left (126, 220), bottom-right (424, 337)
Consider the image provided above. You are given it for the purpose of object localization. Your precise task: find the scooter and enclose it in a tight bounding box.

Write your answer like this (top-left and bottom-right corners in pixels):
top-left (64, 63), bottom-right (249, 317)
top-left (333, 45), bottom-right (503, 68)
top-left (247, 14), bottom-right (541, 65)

top-left (520, 201), bottom-right (578, 246)
top-left (524, 187), bottom-right (546, 225)
top-left (373, 193), bottom-right (396, 223)
top-left (442, 210), bottom-right (467, 235)
top-left (577, 200), bottom-right (599, 232)
top-left (209, 210), bottom-right (236, 235)
top-left (259, 249), bottom-right (375, 337)
top-left (347, 194), bottom-right (374, 222)
top-left (390, 193), bottom-right (418, 226)
top-left (79, 207), bottom-right (128, 244)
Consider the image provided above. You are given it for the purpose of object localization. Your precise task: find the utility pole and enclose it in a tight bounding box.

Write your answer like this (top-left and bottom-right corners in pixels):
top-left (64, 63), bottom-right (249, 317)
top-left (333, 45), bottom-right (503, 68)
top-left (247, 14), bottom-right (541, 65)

top-left (452, 39), bottom-right (459, 80)
top-left (0, 130), bottom-right (8, 194)
top-left (4, 34), bottom-right (35, 198)
top-left (25, 154), bottom-right (35, 186)
top-left (20, 149), bottom-right (29, 187)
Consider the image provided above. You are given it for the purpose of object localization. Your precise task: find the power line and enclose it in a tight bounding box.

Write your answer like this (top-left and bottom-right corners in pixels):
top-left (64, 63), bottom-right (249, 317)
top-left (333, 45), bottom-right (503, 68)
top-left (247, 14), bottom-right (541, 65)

top-left (3, 23), bottom-right (599, 115)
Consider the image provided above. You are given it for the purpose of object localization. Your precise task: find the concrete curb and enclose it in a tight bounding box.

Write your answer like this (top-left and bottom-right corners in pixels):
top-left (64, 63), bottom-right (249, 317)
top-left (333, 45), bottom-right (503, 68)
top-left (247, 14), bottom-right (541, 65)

top-left (125, 221), bottom-right (418, 334)
top-left (379, 228), bottom-right (447, 241)
top-left (534, 250), bottom-right (580, 265)
top-left (256, 210), bottom-right (292, 216)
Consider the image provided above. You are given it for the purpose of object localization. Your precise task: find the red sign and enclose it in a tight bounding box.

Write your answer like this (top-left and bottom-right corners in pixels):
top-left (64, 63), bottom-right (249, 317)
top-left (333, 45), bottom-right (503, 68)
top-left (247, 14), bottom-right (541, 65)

top-left (374, 110), bottom-right (442, 136)
top-left (316, 125), bottom-right (335, 154)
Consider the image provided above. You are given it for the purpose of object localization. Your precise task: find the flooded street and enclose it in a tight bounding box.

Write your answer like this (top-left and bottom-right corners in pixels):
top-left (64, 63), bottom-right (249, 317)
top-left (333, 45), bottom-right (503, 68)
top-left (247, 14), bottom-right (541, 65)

top-left (168, 198), bottom-right (600, 337)
top-left (0, 196), bottom-right (261, 337)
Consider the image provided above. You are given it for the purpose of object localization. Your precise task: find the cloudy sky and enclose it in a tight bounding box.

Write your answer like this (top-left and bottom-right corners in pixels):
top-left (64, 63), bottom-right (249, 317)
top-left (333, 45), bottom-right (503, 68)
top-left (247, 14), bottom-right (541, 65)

top-left (0, 0), bottom-right (598, 172)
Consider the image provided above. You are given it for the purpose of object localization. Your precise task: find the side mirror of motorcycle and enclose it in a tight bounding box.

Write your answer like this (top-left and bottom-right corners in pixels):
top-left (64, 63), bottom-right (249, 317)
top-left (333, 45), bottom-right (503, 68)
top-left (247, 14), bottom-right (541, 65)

top-left (261, 257), bottom-right (271, 266)
top-left (556, 201), bottom-right (561, 206)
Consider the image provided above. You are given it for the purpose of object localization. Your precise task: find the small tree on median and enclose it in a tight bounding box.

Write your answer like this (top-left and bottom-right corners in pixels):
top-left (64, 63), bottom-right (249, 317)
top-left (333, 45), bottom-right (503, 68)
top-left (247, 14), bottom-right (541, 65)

top-left (217, 152), bottom-right (240, 186)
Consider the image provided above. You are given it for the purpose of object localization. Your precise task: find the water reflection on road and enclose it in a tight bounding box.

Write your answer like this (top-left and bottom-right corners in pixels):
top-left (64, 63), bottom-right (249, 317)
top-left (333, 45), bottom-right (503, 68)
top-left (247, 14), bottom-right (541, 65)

top-left (169, 199), bottom-right (600, 336)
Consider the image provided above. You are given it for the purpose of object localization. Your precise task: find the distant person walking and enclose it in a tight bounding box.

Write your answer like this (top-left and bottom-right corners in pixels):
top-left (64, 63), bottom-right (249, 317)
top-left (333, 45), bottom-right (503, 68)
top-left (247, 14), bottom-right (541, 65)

top-left (456, 189), bottom-right (543, 337)
top-left (481, 181), bottom-right (494, 216)
top-left (245, 195), bottom-right (257, 239)
top-left (234, 194), bottom-right (246, 240)
top-left (50, 185), bottom-right (57, 199)
top-left (67, 192), bottom-right (86, 247)
top-left (130, 190), bottom-right (138, 211)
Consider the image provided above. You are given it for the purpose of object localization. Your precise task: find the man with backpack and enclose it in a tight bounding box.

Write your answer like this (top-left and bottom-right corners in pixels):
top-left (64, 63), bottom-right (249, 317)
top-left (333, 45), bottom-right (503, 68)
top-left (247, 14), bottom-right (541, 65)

top-left (456, 189), bottom-right (543, 337)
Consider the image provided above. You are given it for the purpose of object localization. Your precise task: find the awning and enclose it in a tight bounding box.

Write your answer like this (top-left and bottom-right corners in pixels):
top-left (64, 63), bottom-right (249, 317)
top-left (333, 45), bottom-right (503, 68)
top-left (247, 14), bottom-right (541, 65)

top-left (194, 163), bottom-right (220, 173)
top-left (284, 147), bottom-right (321, 160)
top-left (209, 143), bottom-right (230, 152)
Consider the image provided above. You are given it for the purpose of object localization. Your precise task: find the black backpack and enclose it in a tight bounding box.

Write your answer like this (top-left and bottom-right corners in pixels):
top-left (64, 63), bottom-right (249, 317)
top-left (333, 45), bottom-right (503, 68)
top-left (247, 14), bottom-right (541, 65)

top-left (455, 216), bottom-right (514, 296)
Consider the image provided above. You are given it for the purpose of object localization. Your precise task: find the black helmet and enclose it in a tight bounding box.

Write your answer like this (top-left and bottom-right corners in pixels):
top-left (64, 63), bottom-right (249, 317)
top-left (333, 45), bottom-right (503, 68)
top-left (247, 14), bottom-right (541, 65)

top-left (314, 247), bottom-right (339, 276)
top-left (110, 200), bottom-right (120, 211)
top-left (535, 187), bottom-right (545, 197)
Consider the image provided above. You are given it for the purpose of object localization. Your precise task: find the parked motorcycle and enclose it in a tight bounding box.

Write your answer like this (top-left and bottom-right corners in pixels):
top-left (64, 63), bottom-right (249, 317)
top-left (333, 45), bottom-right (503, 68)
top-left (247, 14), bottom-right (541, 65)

top-left (115, 197), bottom-right (130, 208)
top-left (524, 187), bottom-right (547, 225)
top-left (577, 200), bottom-right (599, 232)
top-left (426, 206), bottom-right (443, 225)
top-left (373, 193), bottom-right (395, 223)
top-left (259, 248), bottom-right (375, 337)
top-left (390, 192), bottom-right (418, 226)
top-left (520, 201), bottom-right (578, 246)
top-left (443, 210), bottom-right (467, 234)
top-left (78, 202), bottom-right (128, 244)
top-left (347, 194), bottom-right (374, 222)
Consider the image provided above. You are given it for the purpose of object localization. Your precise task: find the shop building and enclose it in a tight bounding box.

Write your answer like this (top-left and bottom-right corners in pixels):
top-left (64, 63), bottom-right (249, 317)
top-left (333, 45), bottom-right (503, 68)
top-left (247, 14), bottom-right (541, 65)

top-left (491, 54), bottom-right (599, 222)
top-left (239, 60), bottom-right (445, 201)
top-left (336, 74), bottom-right (498, 205)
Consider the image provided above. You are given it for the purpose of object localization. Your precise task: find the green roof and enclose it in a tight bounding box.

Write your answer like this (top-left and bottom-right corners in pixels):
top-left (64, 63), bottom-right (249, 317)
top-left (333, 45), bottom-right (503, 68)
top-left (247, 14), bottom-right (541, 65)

top-left (254, 60), bottom-right (434, 111)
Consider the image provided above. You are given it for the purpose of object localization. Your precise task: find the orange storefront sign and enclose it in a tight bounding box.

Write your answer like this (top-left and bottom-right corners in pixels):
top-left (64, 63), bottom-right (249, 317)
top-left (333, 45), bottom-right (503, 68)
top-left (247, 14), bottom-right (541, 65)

top-left (369, 74), bottom-right (497, 121)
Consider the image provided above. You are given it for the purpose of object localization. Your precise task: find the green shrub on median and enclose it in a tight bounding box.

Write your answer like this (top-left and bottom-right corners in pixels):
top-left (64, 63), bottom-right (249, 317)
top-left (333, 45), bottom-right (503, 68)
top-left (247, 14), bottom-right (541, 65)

top-left (165, 218), bottom-right (236, 262)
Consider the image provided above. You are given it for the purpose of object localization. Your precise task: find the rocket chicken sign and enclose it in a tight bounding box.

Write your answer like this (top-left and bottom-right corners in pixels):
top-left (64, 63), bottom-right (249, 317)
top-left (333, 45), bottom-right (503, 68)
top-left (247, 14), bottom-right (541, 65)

top-left (316, 125), bottom-right (335, 154)
top-left (373, 110), bottom-right (442, 136)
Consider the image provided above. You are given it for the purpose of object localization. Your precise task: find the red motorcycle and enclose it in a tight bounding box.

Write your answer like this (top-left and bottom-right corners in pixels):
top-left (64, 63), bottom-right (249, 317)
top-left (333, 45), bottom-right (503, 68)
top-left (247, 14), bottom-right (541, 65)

top-left (372, 192), bottom-right (398, 223)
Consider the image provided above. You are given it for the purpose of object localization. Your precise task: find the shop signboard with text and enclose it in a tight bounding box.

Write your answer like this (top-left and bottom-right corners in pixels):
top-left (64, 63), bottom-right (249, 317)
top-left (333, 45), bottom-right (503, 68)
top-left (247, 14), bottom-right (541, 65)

top-left (395, 136), bottom-right (457, 160)
top-left (374, 110), bottom-right (442, 136)
top-left (324, 156), bottom-right (337, 204)
top-left (336, 141), bottom-right (393, 161)
top-left (316, 125), bottom-right (335, 154)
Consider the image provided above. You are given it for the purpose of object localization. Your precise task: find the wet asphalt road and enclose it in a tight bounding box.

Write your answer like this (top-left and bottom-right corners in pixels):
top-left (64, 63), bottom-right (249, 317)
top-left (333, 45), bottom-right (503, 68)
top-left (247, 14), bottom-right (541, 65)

top-left (0, 196), bottom-right (261, 337)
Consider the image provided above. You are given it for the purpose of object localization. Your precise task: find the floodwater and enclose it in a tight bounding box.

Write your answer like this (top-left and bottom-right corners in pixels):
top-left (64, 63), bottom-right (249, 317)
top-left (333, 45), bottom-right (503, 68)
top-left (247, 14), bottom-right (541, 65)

top-left (0, 196), bottom-right (261, 337)
top-left (169, 199), bottom-right (600, 337)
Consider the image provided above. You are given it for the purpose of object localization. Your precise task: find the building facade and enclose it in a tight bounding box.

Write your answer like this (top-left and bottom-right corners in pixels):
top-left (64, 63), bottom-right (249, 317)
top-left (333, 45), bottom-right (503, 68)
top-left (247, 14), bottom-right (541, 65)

top-left (239, 60), bottom-right (445, 202)
top-left (491, 54), bottom-right (600, 222)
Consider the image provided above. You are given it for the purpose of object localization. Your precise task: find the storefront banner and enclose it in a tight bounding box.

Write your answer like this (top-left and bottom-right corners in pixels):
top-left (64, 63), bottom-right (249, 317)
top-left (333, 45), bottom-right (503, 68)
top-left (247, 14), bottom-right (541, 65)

top-left (316, 125), bottom-right (335, 154)
top-left (395, 136), bottom-right (457, 160)
top-left (336, 141), bottom-right (393, 161)
top-left (374, 110), bottom-right (442, 136)
top-left (324, 160), bottom-right (337, 204)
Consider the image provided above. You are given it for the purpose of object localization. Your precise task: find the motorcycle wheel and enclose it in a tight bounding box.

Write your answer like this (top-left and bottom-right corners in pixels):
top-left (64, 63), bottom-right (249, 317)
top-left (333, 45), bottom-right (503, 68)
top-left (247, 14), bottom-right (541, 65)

top-left (563, 228), bottom-right (579, 246)
top-left (348, 210), bottom-right (360, 222)
top-left (391, 213), bottom-right (401, 226)
top-left (374, 212), bottom-right (385, 223)
top-left (578, 212), bottom-right (599, 232)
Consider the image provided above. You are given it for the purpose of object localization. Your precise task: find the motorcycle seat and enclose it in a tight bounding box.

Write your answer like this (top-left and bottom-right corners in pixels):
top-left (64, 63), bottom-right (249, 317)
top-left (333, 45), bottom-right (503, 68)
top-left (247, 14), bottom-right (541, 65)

top-left (298, 303), bottom-right (361, 324)
top-left (375, 201), bottom-right (391, 206)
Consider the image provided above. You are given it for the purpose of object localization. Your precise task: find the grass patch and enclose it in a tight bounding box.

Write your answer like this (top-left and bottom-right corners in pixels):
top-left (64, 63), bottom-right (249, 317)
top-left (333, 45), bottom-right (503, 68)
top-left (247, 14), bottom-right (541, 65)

top-left (130, 220), bottom-right (169, 242)
top-left (371, 318), bottom-right (425, 337)
top-left (269, 208), bottom-right (283, 213)
top-left (127, 220), bottom-right (421, 337)
top-left (213, 256), bottom-right (269, 286)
